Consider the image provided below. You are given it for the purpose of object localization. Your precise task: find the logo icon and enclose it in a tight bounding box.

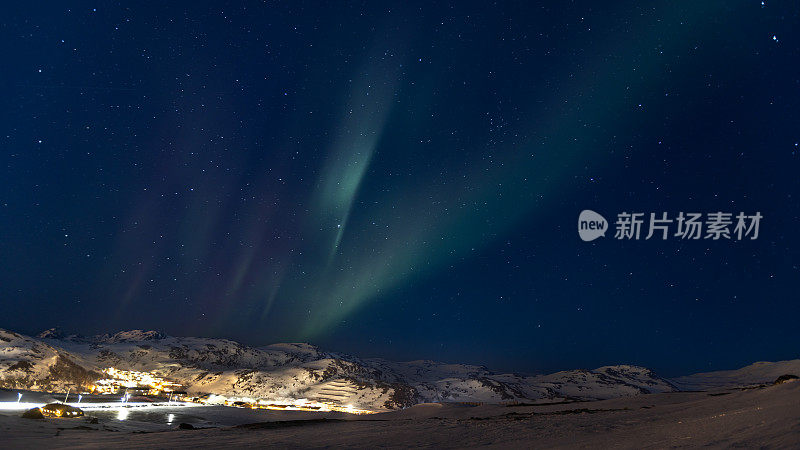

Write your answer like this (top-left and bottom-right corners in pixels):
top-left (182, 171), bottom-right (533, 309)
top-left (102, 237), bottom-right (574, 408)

top-left (578, 210), bottom-right (607, 241)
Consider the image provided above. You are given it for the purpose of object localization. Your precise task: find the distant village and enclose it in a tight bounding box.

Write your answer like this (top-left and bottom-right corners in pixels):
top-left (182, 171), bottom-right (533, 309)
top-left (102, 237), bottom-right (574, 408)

top-left (88, 367), bottom-right (373, 414)
top-left (90, 367), bottom-right (184, 398)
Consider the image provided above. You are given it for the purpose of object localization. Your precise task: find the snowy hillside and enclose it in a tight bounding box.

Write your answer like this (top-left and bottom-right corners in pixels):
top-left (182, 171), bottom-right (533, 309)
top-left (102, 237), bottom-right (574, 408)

top-left (672, 360), bottom-right (800, 390)
top-left (2, 328), bottom-right (680, 410)
top-left (0, 329), bottom-right (101, 392)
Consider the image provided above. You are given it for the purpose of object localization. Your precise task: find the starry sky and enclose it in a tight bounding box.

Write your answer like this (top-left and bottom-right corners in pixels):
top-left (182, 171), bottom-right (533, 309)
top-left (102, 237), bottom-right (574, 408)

top-left (1, 1), bottom-right (799, 377)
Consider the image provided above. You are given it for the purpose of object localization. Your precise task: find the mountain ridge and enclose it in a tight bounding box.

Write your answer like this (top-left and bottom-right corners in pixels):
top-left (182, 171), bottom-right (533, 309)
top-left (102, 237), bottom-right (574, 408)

top-left (3, 328), bottom-right (792, 411)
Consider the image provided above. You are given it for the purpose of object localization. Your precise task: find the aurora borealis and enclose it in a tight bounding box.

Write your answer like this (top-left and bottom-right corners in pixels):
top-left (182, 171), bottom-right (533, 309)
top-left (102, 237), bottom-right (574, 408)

top-left (2, 1), bottom-right (799, 376)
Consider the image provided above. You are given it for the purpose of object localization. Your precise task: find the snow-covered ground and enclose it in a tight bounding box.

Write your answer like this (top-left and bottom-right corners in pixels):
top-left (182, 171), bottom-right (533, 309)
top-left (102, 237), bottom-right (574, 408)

top-left (2, 380), bottom-right (799, 448)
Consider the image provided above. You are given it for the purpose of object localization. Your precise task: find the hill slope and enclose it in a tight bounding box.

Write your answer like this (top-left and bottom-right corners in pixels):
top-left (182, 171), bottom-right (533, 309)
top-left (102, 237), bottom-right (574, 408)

top-left (671, 360), bottom-right (800, 390)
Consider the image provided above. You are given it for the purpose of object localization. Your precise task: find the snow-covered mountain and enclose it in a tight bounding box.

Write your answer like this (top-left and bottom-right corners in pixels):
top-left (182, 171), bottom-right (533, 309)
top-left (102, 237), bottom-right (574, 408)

top-left (2, 327), bottom-right (680, 410)
top-left (671, 360), bottom-right (800, 391)
top-left (0, 329), bottom-right (101, 392)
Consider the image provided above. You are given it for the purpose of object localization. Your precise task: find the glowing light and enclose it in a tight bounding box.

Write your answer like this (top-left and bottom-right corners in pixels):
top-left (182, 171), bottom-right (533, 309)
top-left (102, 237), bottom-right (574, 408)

top-left (93, 367), bottom-right (182, 396)
top-left (200, 395), bottom-right (375, 414)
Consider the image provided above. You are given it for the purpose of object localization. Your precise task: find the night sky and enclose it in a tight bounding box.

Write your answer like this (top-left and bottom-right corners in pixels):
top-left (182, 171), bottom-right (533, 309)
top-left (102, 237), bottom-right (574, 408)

top-left (2, 1), bottom-right (799, 377)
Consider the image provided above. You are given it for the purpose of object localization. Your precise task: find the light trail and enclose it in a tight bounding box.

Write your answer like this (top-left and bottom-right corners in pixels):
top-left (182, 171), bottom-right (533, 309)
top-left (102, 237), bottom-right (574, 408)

top-left (0, 401), bottom-right (200, 411)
